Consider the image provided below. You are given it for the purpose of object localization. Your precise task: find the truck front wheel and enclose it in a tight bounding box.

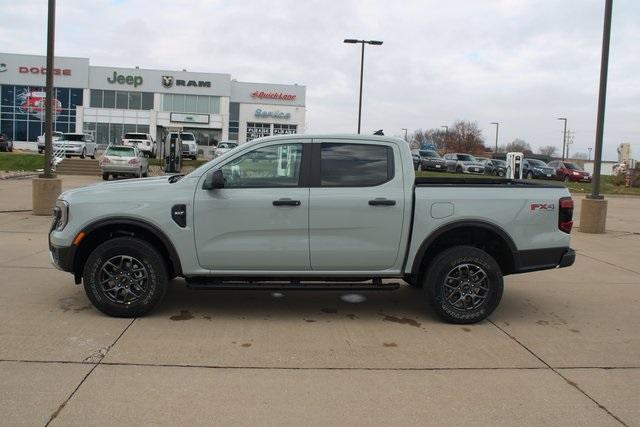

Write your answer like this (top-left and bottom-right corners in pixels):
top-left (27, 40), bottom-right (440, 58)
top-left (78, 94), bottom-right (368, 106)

top-left (424, 245), bottom-right (503, 324)
top-left (82, 237), bottom-right (168, 317)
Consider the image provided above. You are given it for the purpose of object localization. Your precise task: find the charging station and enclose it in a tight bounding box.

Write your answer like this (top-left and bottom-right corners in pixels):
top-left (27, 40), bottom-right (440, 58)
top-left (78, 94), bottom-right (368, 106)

top-left (163, 126), bottom-right (183, 174)
top-left (506, 152), bottom-right (524, 179)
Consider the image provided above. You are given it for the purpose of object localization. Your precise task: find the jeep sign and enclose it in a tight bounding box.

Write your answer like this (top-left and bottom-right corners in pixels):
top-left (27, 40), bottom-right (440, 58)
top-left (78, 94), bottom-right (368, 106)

top-left (107, 71), bottom-right (143, 87)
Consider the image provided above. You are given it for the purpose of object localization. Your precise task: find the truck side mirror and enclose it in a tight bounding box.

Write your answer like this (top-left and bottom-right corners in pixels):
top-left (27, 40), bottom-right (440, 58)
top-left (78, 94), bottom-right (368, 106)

top-left (202, 169), bottom-right (225, 190)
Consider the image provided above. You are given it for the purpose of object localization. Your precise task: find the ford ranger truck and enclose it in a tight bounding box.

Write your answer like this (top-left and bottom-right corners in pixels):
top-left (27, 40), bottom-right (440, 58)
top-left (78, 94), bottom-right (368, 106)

top-left (49, 135), bottom-right (575, 324)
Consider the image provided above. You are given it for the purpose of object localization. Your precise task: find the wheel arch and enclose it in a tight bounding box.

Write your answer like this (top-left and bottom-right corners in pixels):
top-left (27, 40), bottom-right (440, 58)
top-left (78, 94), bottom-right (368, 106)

top-left (72, 217), bottom-right (182, 284)
top-left (410, 220), bottom-right (517, 279)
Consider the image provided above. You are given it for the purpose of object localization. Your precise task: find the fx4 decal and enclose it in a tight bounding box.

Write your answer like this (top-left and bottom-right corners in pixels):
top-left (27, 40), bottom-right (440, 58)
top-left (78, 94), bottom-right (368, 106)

top-left (530, 203), bottom-right (555, 211)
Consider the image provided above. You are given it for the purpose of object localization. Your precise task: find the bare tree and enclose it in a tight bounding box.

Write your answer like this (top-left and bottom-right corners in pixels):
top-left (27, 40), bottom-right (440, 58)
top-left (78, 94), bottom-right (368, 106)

top-left (573, 152), bottom-right (589, 160)
top-left (446, 120), bottom-right (486, 154)
top-left (538, 145), bottom-right (557, 157)
top-left (505, 138), bottom-right (532, 154)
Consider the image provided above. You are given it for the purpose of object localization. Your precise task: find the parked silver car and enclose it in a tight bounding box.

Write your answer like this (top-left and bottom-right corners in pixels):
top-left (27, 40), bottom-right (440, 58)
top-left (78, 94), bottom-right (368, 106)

top-left (100, 145), bottom-right (149, 180)
top-left (443, 153), bottom-right (485, 174)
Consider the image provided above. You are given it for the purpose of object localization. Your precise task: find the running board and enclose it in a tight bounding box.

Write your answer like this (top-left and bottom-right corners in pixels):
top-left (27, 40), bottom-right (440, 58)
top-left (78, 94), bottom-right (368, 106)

top-left (185, 281), bottom-right (400, 291)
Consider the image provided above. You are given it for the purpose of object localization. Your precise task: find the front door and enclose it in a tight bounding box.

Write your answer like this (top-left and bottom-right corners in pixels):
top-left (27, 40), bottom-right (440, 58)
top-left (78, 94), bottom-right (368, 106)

top-left (194, 142), bottom-right (310, 271)
top-left (309, 141), bottom-right (406, 271)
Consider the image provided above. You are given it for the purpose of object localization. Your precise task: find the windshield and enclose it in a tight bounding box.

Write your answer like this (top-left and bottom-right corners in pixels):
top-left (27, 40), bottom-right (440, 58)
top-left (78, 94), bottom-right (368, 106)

top-left (458, 154), bottom-right (475, 161)
top-left (527, 159), bottom-right (548, 167)
top-left (180, 133), bottom-right (195, 141)
top-left (565, 162), bottom-right (582, 170)
top-left (124, 133), bottom-right (146, 140)
top-left (60, 134), bottom-right (83, 141)
top-left (105, 146), bottom-right (136, 157)
top-left (420, 150), bottom-right (440, 158)
top-left (492, 159), bottom-right (506, 166)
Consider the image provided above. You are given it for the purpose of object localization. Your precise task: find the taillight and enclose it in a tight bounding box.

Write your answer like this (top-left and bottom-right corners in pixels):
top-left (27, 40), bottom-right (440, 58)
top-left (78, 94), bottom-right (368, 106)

top-left (559, 197), bottom-right (574, 233)
top-left (128, 158), bottom-right (140, 164)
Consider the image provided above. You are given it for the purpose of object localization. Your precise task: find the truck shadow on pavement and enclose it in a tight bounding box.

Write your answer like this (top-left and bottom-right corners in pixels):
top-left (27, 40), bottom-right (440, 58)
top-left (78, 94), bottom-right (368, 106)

top-left (146, 279), bottom-right (442, 325)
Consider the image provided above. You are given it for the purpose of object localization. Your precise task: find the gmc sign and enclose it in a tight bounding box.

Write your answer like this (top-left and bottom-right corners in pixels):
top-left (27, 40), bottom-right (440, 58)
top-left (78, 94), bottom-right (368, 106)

top-left (18, 66), bottom-right (72, 76)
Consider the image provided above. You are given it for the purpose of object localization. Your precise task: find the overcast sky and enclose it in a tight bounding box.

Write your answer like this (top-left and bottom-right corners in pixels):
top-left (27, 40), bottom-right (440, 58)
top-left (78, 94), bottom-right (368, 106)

top-left (2, 0), bottom-right (638, 160)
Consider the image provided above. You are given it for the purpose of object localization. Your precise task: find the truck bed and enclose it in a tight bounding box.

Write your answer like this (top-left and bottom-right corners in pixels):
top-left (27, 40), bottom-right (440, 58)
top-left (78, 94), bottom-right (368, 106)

top-left (415, 177), bottom-right (564, 188)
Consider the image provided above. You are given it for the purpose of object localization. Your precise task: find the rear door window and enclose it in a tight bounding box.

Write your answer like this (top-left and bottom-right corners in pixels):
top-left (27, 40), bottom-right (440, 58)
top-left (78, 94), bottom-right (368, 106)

top-left (320, 143), bottom-right (393, 187)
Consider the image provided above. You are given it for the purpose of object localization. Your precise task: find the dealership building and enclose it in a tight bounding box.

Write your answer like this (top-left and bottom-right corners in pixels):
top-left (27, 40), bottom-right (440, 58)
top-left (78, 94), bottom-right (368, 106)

top-left (0, 53), bottom-right (306, 146)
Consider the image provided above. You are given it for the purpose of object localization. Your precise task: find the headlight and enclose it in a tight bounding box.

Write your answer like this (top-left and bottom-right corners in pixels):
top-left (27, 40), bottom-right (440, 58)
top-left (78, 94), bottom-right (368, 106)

top-left (54, 199), bottom-right (69, 231)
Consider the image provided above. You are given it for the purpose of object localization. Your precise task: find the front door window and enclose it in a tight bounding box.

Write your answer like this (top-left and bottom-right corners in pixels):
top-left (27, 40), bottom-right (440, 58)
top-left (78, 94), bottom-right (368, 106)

top-left (220, 143), bottom-right (303, 188)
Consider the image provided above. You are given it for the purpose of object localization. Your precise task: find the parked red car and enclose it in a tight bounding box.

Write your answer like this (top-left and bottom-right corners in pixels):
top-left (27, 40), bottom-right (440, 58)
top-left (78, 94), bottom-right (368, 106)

top-left (548, 160), bottom-right (592, 183)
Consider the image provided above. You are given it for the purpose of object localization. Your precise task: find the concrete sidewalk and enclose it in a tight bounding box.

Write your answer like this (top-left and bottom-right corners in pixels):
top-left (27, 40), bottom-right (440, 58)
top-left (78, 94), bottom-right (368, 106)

top-left (0, 176), bottom-right (638, 426)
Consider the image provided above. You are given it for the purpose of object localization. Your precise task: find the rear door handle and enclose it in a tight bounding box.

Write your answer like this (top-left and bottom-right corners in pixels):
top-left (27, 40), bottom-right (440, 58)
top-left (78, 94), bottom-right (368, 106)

top-left (369, 198), bottom-right (396, 206)
top-left (273, 198), bottom-right (301, 207)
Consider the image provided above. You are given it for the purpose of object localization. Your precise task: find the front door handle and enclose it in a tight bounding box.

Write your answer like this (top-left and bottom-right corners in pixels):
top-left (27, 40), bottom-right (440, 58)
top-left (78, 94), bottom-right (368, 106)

top-left (273, 198), bottom-right (301, 207)
top-left (369, 198), bottom-right (396, 206)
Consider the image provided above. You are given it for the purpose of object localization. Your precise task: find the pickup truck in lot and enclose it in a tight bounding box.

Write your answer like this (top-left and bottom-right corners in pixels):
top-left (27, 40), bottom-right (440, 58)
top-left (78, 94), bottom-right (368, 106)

top-left (49, 134), bottom-right (575, 324)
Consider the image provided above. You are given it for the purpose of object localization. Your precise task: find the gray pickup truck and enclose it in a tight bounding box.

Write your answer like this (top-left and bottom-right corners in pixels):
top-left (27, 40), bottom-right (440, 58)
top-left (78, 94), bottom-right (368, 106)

top-left (49, 134), bottom-right (575, 324)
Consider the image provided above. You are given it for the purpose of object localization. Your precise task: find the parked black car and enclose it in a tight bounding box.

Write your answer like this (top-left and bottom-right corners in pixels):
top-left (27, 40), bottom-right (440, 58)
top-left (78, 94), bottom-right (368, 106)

top-left (480, 159), bottom-right (507, 176)
top-left (419, 149), bottom-right (447, 171)
top-left (0, 133), bottom-right (13, 152)
top-left (523, 158), bottom-right (556, 180)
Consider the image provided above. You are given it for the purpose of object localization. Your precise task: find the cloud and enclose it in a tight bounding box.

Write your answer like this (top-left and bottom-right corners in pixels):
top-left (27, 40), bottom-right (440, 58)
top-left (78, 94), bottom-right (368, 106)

top-left (1, 0), bottom-right (638, 159)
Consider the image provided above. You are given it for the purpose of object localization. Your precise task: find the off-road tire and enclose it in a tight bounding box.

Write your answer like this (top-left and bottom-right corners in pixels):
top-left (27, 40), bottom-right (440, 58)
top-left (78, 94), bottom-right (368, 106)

top-left (424, 245), bottom-right (503, 324)
top-left (83, 237), bottom-right (168, 317)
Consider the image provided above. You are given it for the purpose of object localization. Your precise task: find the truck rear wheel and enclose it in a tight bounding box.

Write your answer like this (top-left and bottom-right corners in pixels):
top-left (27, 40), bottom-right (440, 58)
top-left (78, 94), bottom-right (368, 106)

top-left (423, 245), bottom-right (503, 324)
top-left (82, 237), bottom-right (168, 317)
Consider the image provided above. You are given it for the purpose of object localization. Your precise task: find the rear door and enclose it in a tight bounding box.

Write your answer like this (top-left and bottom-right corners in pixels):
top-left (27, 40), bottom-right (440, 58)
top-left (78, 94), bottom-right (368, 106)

top-left (308, 140), bottom-right (406, 271)
top-left (194, 141), bottom-right (311, 271)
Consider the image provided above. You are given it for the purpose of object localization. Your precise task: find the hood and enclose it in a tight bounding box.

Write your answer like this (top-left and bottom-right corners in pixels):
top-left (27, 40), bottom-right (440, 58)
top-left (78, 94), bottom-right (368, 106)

top-left (59, 176), bottom-right (172, 203)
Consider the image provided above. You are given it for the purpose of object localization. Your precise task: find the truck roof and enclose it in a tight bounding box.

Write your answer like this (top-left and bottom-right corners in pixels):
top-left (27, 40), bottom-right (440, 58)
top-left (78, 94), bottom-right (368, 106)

top-left (246, 134), bottom-right (405, 145)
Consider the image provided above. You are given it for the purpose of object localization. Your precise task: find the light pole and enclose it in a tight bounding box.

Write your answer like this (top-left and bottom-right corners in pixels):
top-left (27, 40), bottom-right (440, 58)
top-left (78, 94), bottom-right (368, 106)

top-left (491, 122), bottom-right (499, 153)
top-left (32, 0), bottom-right (62, 216)
top-left (580, 0), bottom-right (613, 234)
top-left (557, 117), bottom-right (567, 160)
top-left (43, 0), bottom-right (56, 179)
top-left (344, 38), bottom-right (383, 134)
top-left (590, 0), bottom-right (613, 200)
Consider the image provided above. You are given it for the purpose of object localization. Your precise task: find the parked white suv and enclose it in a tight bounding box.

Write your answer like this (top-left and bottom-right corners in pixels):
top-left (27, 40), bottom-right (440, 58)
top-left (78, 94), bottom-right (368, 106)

top-left (53, 133), bottom-right (97, 159)
top-left (37, 131), bottom-right (63, 153)
top-left (121, 132), bottom-right (156, 158)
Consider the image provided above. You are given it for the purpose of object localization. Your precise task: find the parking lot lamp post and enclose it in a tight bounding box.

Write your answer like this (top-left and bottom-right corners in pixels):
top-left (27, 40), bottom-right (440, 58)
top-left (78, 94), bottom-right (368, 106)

top-left (588, 147), bottom-right (593, 161)
top-left (344, 39), bottom-right (383, 134)
top-left (558, 118), bottom-right (567, 160)
top-left (580, 0), bottom-right (613, 234)
top-left (43, 0), bottom-right (56, 179)
top-left (32, 0), bottom-right (62, 215)
top-left (491, 122), bottom-right (499, 153)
